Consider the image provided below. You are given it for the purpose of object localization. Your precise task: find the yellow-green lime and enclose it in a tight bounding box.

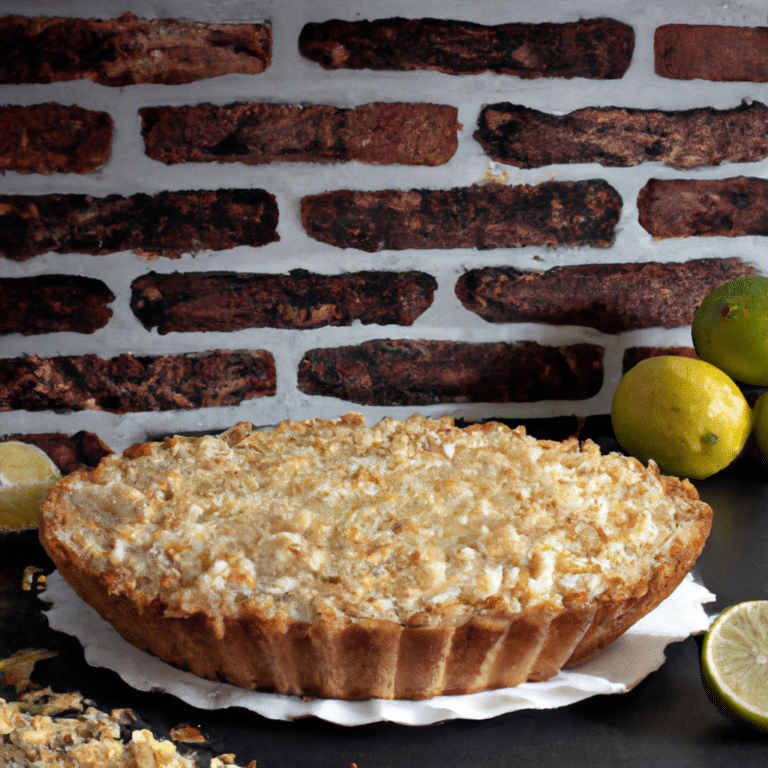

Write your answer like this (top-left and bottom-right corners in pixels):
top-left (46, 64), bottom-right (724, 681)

top-left (610, 356), bottom-right (752, 479)
top-left (0, 441), bottom-right (61, 531)
top-left (692, 275), bottom-right (768, 386)
top-left (702, 601), bottom-right (768, 732)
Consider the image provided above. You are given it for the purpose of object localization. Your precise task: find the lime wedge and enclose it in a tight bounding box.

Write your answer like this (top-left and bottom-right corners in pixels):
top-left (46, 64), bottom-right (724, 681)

top-left (701, 601), bottom-right (768, 732)
top-left (0, 441), bottom-right (61, 532)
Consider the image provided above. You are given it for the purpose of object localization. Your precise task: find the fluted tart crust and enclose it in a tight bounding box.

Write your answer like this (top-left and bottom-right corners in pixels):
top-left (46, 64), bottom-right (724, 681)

top-left (39, 413), bottom-right (712, 700)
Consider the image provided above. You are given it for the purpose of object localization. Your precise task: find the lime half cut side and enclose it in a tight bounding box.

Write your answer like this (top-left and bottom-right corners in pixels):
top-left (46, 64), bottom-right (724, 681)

top-left (0, 441), bottom-right (61, 532)
top-left (702, 601), bottom-right (768, 732)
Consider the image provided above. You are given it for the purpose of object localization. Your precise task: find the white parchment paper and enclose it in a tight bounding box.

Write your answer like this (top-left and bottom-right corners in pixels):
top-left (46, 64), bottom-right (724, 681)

top-left (42, 570), bottom-right (715, 726)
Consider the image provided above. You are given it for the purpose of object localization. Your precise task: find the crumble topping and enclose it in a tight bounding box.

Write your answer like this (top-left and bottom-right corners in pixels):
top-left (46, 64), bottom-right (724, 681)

top-left (43, 413), bottom-right (705, 627)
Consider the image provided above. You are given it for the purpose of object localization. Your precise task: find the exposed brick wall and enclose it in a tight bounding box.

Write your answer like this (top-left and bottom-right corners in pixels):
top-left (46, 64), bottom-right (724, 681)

top-left (2, 432), bottom-right (113, 474)
top-left (141, 102), bottom-right (459, 167)
top-left (622, 346), bottom-right (700, 373)
top-left (474, 102), bottom-right (768, 169)
top-left (0, 189), bottom-right (279, 261)
top-left (655, 25), bottom-right (768, 82)
top-left (297, 340), bottom-right (604, 406)
top-left (637, 178), bottom-right (768, 239)
top-left (1, 4), bottom-right (766, 457)
top-left (0, 276), bottom-right (114, 335)
top-left (0, 104), bottom-right (113, 174)
top-left (301, 181), bottom-right (621, 251)
top-left (455, 259), bottom-right (755, 332)
top-left (0, 14), bottom-right (271, 85)
top-left (0, 351), bottom-right (276, 414)
top-left (130, 270), bottom-right (437, 333)
top-left (298, 18), bottom-right (634, 78)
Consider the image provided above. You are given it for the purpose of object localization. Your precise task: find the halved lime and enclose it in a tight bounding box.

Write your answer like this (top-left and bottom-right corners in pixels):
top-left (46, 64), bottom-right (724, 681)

top-left (0, 441), bottom-right (61, 531)
top-left (701, 601), bottom-right (768, 732)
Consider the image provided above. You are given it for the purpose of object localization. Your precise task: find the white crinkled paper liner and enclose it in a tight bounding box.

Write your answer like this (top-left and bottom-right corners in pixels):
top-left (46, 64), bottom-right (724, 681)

top-left (42, 571), bottom-right (715, 726)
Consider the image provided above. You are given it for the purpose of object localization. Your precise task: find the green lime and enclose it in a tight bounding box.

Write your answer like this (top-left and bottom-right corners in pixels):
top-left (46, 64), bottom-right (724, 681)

top-left (0, 441), bottom-right (61, 531)
top-left (610, 356), bottom-right (752, 479)
top-left (692, 275), bottom-right (768, 386)
top-left (702, 601), bottom-right (768, 732)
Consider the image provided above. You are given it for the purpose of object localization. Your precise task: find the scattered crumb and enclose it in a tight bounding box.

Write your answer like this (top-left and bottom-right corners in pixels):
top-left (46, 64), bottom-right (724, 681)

top-left (21, 567), bottom-right (44, 592)
top-left (1, 691), bottom-right (254, 767)
top-left (170, 724), bottom-right (207, 743)
top-left (0, 650), bottom-right (58, 696)
top-left (480, 164), bottom-right (510, 184)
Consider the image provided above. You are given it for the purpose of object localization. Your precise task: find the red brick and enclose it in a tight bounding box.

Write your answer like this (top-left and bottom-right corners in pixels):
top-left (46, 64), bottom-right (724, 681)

top-left (638, 177), bottom-right (768, 239)
top-left (141, 102), bottom-right (459, 167)
top-left (301, 181), bottom-right (621, 252)
top-left (655, 24), bottom-right (768, 82)
top-left (0, 13), bottom-right (271, 86)
top-left (0, 189), bottom-right (279, 261)
top-left (622, 346), bottom-right (700, 373)
top-left (0, 275), bottom-right (114, 335)
top-left (0, 103), bottom-right (113, 174)
top-left (0, 351), bottom-right (276, 414)
top-left (475, 101), bottom-right (768, 170)
top-left (455, 258), bottom-right (756, 333)
top-left (299, 17), bottom-right (633, 79)
top-left (297, 338), bottom-right (604, 405)
top-left (130, 270), bottom-right (437, 334)
top-left (3, 431), bottom-right (113, 474)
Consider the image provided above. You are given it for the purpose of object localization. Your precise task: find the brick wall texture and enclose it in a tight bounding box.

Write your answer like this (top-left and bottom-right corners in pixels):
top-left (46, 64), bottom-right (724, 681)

top-left (1, 6), bottom-right (766, 456)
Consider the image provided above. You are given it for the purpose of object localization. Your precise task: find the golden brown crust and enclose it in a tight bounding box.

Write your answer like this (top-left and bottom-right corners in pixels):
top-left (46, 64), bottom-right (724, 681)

top-left (39, 416), bottom-right (712, 700)
top-left (45, 542), bottom-right (708, 699)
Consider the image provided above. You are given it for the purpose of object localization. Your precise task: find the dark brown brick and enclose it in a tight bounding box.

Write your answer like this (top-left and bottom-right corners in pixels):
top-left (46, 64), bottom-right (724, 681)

top-left (622, 346), bottom-right (700, 373)
top-left (141, 102), bottom-right (459, 167)
top-left (0, 13), bottom-right (271, 86)
top-left (0, 189), bottom-right (279, 261)
top-left (297, 338), bottom-right (604, 405)
top-left (301, 181), bottom-right (621, 252)
top-left (638, 177), bottom-right (768, 239)
top-left (455, 258), bottom-right (756, 333)
top-left (0, 275), bottom-right (114, 335)
top-left (299, 17), bottom-right (633, 79)
top-left (0, 350), bottom-right (276, 414)
top-left (655, 24), bottom-right (768, 82)
top-left (3, 431), bottom-right (113, 474)
top-left (475, 101), bottom-right (768, 170)
top-left (130, 269), bottom-right (437, 334)
top-left (0, 103), bottom-right (113, 174)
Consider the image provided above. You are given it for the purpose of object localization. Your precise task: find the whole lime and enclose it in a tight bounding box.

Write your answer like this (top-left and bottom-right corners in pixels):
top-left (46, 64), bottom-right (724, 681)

top-left (610, 356), bottom-right (752, 479)
top-left (692, 275), bottom-right (768, 386)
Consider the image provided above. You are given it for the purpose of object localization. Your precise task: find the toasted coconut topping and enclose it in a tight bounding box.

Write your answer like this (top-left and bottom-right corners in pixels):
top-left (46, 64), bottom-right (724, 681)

top-left (41, 413), bottom-right (709, 627)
